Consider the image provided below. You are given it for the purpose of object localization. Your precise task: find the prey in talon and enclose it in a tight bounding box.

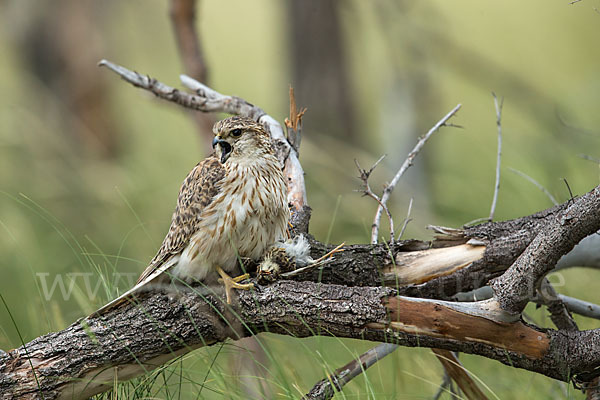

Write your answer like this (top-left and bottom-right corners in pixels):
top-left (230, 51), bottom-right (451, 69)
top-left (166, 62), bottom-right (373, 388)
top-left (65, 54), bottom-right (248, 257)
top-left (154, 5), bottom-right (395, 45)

top-left (257, 235), bottom-right (344, 284)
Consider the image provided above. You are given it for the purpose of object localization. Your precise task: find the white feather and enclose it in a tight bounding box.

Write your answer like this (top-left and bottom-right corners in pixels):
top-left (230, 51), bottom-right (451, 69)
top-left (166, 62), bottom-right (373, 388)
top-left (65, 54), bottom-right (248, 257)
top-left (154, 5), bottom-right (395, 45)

top-left (276, 234), bottom-right (313, 267)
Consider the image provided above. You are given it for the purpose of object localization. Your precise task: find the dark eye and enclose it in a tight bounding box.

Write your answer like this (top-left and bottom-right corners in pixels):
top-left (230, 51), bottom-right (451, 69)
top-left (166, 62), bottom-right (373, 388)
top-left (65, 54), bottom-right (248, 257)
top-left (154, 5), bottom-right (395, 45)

top-left (231, 128), bottom-right (242, 137)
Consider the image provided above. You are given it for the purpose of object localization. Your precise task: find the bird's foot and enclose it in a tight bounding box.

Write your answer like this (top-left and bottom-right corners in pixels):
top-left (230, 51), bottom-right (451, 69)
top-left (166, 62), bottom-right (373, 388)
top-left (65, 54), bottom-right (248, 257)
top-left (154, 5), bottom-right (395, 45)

top-left (230, 273), bottom-right (250, 283)
top-left (216, 267), bottom-right (254, 304)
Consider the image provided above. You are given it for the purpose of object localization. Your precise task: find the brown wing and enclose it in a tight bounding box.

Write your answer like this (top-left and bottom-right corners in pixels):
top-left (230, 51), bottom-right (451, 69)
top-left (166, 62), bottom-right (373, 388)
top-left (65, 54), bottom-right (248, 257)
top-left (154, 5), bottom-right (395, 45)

top-left (136, 155), bottom-right (226, 283)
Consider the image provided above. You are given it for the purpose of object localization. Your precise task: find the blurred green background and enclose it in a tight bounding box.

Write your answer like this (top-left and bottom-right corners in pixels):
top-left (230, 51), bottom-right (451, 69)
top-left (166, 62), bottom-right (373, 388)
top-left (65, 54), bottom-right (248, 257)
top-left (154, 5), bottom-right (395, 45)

top-left (1, 0), bottom-right (599, 398)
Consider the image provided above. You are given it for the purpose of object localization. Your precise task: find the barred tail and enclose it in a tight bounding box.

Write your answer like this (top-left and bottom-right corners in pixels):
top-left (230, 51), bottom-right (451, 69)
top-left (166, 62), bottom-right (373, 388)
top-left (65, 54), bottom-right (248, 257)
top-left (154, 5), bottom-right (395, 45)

top-left (87, 255), bottom-right (180, 318)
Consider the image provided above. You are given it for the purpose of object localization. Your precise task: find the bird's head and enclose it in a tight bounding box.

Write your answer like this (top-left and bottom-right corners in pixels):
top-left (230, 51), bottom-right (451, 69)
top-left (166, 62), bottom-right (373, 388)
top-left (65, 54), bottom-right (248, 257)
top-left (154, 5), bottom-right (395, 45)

top-left (212, 116), bottom-right (272, 164)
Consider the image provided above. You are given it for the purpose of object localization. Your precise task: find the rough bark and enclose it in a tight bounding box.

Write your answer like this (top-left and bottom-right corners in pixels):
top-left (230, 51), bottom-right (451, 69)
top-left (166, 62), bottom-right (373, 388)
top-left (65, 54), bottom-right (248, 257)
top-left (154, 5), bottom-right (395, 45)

top-left (288, 201), bottom-right (570, 300)
top-left (491, 187), bottom-right (600, 314)
top-left (2, 281), bottom-right (600, 399)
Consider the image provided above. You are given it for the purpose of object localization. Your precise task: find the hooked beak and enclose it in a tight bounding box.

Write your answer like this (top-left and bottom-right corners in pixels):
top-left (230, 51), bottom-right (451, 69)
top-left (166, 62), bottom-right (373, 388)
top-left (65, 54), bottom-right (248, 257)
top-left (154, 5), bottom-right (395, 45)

top-left (212, 136), bottom-right (232, 163)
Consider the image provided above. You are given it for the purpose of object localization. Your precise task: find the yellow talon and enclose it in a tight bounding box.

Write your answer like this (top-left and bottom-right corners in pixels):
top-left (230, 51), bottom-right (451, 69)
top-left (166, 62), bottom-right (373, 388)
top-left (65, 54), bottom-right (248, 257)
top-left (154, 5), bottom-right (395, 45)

top-left (216, 267), bottom-right (254, 304)
top-left (232, 273), bottom-right (250, 283)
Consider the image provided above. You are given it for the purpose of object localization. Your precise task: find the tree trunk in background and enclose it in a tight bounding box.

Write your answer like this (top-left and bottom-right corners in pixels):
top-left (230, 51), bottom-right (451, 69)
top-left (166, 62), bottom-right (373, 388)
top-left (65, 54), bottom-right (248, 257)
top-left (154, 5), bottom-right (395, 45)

top-left (289, 0), bottom-right (357, 141)
top-left (169, 0), bottom-right (216, 152)
top-left (18, 0), bottom-right (120, 158)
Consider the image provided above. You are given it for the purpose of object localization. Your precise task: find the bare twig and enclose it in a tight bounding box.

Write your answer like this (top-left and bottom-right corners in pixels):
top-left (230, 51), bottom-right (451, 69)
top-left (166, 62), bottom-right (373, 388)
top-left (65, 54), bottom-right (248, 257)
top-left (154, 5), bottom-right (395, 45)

top-left (371, 104), bottom-right (462, 244)
top-left (302, 343), bottom-right (399, 400)
top-left (489, 93), bottom-right (503, 221)
top-left (398, 197), bottom-right (413, 239)
top-left (508, 168), bottom-right (559, 205)
top-left (98, 59), bottom-right (260, 115)
top-left (563, 178), bottom-right (575, 200)
top-left (355, 156), bottom-right (395, 242)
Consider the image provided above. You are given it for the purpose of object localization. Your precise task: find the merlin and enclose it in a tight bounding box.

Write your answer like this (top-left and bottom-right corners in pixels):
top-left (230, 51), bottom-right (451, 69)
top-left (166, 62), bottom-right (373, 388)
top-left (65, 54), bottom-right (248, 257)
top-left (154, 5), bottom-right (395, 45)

top-left (94, 116), bottom-right (289, 314)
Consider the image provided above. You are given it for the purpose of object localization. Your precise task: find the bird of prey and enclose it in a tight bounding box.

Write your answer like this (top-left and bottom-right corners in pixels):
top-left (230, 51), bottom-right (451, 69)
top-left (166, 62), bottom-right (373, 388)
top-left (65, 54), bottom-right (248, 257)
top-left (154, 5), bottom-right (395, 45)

top-left (93, 116), bottom-right (289, 315)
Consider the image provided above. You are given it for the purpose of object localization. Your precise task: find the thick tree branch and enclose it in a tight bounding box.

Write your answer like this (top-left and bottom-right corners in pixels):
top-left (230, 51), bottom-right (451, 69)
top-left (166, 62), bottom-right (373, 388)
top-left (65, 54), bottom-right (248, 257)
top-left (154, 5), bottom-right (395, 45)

top-left (290, 201), bottom-right (570, 301)
top-left (2, 281), bottom-right (600, 399)
top-left (490, 186), bottom-right (600, 314)
top-left (3, 180), bottom-right (600, 399)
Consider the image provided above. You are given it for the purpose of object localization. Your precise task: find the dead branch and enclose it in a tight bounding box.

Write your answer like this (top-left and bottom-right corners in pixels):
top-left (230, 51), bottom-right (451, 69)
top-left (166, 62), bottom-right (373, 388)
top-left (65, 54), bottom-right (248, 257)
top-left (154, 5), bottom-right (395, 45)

top-left (490, 185), bottom-right (600, 315)
top-left (371, 104), bottom-right (462, 244)
top-left (302, 342), bottom-right (399, 400)
top-left (3, 280), bottom-right (600, 399)
top-left (355, 156), bottom-right (395, 241)
top-left (284, 86), bottom-right (307, 153)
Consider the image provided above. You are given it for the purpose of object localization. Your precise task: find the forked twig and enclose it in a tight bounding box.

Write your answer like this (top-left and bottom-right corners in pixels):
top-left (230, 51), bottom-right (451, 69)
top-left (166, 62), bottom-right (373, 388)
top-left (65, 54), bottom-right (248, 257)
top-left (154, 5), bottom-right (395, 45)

top-left (371, 104), bottom-right (462, 244)
top-left (351, 106), bottom-right (474, 399)
top-left (355, 156), bottom-right (395, 241)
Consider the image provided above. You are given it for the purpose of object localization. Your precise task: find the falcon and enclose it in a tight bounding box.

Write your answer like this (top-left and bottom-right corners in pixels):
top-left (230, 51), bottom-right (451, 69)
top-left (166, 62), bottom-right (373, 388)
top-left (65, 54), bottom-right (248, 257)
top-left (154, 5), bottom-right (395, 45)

top-left (94, 116), bottom-right (289, 314)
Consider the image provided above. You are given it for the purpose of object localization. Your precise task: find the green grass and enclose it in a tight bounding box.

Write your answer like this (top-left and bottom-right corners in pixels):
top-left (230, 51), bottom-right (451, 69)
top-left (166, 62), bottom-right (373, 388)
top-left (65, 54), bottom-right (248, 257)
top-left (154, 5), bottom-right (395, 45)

top-left (1, 0), bottom-right (599, 398)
